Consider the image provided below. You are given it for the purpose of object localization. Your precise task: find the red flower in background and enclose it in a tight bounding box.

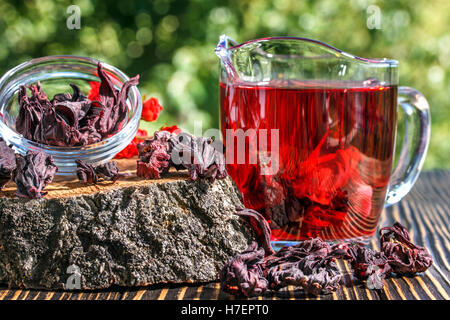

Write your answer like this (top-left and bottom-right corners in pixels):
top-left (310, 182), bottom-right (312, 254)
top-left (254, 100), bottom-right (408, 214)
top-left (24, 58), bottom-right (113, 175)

top-left (88, 81), bottom-right (100, 101)
top-left (160, 125), bottom-right (181, 134)
top-left (114, 129), bottom-right (148, 159)
top-left (115, 96), bottom-right (163, 159)
top-left (114, 141), bottom-right (137, 159)
top-left (136, 129), bottom-right (148, 137)
top-left (141, 97), bottom-right (163, 122)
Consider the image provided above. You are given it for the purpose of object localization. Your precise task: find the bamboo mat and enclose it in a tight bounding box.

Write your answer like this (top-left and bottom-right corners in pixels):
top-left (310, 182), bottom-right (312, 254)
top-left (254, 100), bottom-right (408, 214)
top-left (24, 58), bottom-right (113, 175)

top-left (0, 171), bottom-right (449, 300)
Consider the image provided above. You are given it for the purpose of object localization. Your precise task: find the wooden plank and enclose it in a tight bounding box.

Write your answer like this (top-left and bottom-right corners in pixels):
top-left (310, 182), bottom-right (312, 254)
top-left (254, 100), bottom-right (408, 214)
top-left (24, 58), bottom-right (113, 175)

top-left (132, 289), bottom-right (147, 300)
top-left (157, 288), bottom-right (169, 300)
top-left (341, 260), bottom-right (366, 300)
top-left (176, 286), bottom-right (188, 300)
top-left (0, 289), bottom-right (10, 300)
top-left (10, 290), bottom-right (21, 300)
top-left (338, 260), bottom-right (357, 300)
top-left (0, 172), bottom-right (449, 300)
top-left (192, 285), bottom-right (203, 300)
top-left (382, 279), bottom-right (404, 300)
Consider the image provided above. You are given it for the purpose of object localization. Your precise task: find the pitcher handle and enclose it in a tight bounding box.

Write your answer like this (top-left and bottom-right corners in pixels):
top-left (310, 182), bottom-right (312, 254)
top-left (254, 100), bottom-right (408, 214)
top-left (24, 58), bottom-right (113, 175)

top-left (385, 86), bottom-right (431, 206)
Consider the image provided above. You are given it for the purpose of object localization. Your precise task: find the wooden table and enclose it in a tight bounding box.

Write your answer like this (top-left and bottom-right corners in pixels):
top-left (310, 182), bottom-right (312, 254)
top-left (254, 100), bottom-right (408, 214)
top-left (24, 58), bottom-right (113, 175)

top-left (0, 171), bottom-right (448, 300)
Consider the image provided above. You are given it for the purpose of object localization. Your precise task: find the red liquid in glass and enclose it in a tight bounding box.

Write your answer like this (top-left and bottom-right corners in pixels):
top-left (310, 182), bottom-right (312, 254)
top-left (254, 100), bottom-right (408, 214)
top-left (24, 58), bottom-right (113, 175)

top-left (220, 81), bottom-right (397, 241)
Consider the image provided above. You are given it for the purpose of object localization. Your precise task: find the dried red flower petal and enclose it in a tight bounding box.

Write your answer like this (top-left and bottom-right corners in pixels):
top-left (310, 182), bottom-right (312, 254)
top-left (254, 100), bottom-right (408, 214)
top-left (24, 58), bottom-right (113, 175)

top-left (94, 161), bottom-right (123, 182)
top-left (221, 238), bottom-right (341, 296)
top-left (76, 160), bottom-right (98, 184)
top-left (135, 130), bottom-right (228, 182)
top-left (141, 97), bottom-right (163, 122)
top-left (13, 151), bottom-right (58, 199)
top-left (236, 208), bottom-right (275, 256)
top-left (266, 254), bottom-right (341, 295)
top-left (263, 238), bottom-right (341, 295)
top-left (136, 131), bottom-right (173, 179)
top-left (263, 238), bottom-right (331, 270)
top-left (220, 242), bottom-right (268, 297)
top-left (170, 132), bottom-right (227, 182)
top-left (366, 264), bottom-right (389, 290)
top-left (0, 138), bottom-right (16, 190)
top-left (17, 82), bottom-right (92, 146)
top-left (97, 63), bottom-right (140, 137)
top-left (16, 83), bottom-right (51, 142)
top-left (76, 160), bottom-right (125, 184)
top-left (222, 221), bottom-right (433, 296)
top-left (341, 243), bottom-right (391, 284)
top-left (15, 63), bottom-right (139, 147)
top-left (380, 222), bottom-right (433, 275)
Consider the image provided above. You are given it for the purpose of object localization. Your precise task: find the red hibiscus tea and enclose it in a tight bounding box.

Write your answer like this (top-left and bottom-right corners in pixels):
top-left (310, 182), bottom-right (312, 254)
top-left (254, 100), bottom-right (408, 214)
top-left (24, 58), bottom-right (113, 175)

top-left (220, 80), bottom-right (398, 241)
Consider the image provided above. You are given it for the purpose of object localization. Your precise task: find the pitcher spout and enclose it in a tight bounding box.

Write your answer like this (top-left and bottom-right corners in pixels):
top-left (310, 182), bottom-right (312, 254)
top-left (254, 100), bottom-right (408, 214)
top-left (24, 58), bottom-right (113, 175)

top-left (215, 34), bottom-right (238, 81)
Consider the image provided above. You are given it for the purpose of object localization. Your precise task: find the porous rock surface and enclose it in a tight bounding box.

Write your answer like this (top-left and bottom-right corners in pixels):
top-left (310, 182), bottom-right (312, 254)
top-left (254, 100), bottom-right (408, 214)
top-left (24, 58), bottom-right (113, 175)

top-left (0, 175), bottom-right (253, 290)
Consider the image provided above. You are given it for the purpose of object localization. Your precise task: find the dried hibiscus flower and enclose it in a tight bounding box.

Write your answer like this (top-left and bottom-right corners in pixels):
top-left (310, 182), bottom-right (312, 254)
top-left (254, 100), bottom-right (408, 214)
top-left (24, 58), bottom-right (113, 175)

top-left (76, 160), bottom-right (125, 184)
top-left (170, 132), bottom-right (227, 182)
top-left (136, 130), bottom-right (228, 183)
top-left (219, 242), bottom-right (268, 297)
top-left (13, 151), bottom-right (58, 199)
top-left (336, 242), bottom-right (391, 290)
top-left (222, 219), bottom-right (433, 296)
top-left (263, 238), bottom-right (340, 295)
top-left (16, 82), bottom-right (97, 147)
top-left (266, 254), bottom-right (341, 295)
top-left (15, 62), bottom-right (139, 147)
top-left (380, 222), bottom-right (433, 275)
top-left (0, 138), bottom-right (16, 190)
top-left (95, 161), bottom-right (125, 182)
top-left (76, 160), bottom-right (98, 184)
top-left (263, 238), bottom-right (331, 271)
top-left (96, 63), bottom-right (139, 138)
top-left (220, 238), bottom-right (341, 297)
top-left (136, 131), bottom-right (173, 179)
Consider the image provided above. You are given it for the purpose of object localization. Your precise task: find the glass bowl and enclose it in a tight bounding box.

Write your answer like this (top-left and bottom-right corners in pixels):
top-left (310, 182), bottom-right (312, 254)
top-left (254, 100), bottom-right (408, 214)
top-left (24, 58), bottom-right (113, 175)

top-left (0, 55), bottom-right (142, 175)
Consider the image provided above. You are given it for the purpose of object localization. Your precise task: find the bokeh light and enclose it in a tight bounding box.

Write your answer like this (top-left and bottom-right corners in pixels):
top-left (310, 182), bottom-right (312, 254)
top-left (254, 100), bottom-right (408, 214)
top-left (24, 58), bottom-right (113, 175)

top-left (0, 0), bottom-right (448, 169)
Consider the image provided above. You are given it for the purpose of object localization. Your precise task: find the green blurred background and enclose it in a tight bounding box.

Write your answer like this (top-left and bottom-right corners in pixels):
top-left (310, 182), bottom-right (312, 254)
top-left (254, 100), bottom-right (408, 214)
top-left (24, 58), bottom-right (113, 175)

top-left (0, 0), bottom-right (448, 169)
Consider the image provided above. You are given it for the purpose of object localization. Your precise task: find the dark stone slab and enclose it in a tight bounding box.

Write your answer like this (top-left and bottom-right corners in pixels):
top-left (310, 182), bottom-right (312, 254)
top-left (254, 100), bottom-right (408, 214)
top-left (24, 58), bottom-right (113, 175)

top-left (0, 175), bottom-right (252, 290)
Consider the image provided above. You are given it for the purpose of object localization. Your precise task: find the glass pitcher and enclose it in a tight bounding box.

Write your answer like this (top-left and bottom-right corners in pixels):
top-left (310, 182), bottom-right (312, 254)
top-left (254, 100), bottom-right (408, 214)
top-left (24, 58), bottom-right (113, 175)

top-left (215, 35), bottom-right (430, 244)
